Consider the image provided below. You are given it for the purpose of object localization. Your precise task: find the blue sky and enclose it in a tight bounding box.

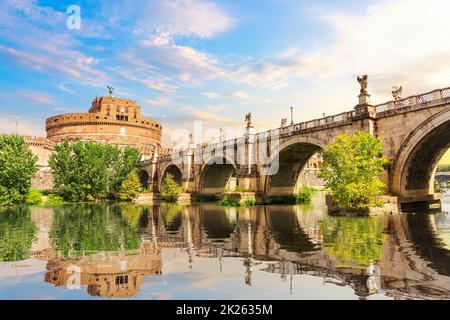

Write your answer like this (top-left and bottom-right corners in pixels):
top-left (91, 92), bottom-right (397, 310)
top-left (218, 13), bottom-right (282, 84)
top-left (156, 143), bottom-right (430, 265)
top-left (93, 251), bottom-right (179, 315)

top-left (1, 0), bottom-right (450, 145)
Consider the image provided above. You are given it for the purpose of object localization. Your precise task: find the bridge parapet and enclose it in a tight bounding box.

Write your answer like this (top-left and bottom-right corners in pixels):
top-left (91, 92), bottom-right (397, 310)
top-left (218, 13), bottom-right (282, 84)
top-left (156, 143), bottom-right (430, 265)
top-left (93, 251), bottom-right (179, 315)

top-left (375, 87), bottom-right (450, 114)
top-left (144, 87), bottom-right (450, 165)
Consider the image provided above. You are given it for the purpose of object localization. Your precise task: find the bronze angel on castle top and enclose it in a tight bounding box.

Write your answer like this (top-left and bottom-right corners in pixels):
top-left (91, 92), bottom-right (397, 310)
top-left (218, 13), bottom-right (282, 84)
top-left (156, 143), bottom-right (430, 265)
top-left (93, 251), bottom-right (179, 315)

top-left (106, 85), bottom-right (115, 97)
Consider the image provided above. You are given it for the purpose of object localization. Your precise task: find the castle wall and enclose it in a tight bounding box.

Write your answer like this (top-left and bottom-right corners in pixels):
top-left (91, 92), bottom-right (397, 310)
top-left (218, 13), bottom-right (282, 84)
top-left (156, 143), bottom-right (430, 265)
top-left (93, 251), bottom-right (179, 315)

top-left (45, 96), bottom-right (162, 157)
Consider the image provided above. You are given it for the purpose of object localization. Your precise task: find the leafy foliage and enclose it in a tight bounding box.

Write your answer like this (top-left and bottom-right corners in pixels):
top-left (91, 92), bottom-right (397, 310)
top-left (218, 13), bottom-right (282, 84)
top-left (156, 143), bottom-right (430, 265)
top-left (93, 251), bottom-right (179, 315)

top-left (240, 198), bottom-right (256, 207)
top-left (49, 141), bottom-right (141, 202)
top-left (294, 186), bottom-right (315, 203)
top-left (434, 180), bottom-right (445, 193)
top-left (191, 193), bottom-right (219, 202)
top-left (318, 131), bottom-right (388, 211)
top-left (437, 164), bottom-right (450, 172)
top-left (161, 173), bottom-right (181, 202)
top-left (118, 171), bottom-right (142, 201)
top-left (26, 189), bottom-right (43, 205)
top-left (43, 194), bottom-right (67, 206)
top-left (0, 135), bottom-right (37, 205)
top-left (218, 195), bottom-right (240, 206)
top-left (261, 187), bottom-right (315, 205)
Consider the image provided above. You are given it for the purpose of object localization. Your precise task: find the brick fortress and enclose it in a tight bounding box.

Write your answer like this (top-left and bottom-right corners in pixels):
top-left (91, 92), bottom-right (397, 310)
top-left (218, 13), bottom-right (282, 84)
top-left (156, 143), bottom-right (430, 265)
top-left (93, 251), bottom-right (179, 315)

top-left (25, 93), bottom-right (163, 189)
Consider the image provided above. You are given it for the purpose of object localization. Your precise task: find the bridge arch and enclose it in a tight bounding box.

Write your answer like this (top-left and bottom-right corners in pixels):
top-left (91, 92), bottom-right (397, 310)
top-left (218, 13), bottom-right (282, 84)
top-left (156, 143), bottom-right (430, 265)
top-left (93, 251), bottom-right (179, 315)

top-left (391, 107), bottom-right (450, 199)
top-left (264, 135), bottom-right (326, 195)
top-left (138, 169), bottom-right (151, 190)
top-left (199, 156), bottom-right (237, 194)
top-left (159, 163), bottom-right (183, 192)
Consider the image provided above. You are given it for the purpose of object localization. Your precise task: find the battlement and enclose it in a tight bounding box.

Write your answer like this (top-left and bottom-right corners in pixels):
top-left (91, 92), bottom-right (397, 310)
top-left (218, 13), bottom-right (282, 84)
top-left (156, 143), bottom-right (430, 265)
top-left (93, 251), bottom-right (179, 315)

top-left (44, 95), bottom-right (162, 156)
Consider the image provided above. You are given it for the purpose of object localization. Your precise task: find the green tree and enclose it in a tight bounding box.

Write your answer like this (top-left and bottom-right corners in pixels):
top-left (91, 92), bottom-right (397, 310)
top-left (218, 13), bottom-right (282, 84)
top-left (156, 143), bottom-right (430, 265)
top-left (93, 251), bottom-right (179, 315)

top-left (49, 141), bottom-right (141, 202)
top-left (318, 131), bottom-right (388, 211)
top-left (161, 173), bottom-right (181, 202)
top-left (118, 171), bottom-right (142, 201)
top-left (109, 146), bottom-right (141, 198)
top-left (437, 164), bottom-right (450, 172)
top-left (0, 135), bottom-right (37, 205)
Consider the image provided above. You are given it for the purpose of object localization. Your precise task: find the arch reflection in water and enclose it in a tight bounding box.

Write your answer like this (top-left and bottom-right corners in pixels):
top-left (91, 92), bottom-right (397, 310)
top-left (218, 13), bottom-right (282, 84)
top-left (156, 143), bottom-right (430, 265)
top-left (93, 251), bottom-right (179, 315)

top-left (1, 195), bottom-right (450, 299)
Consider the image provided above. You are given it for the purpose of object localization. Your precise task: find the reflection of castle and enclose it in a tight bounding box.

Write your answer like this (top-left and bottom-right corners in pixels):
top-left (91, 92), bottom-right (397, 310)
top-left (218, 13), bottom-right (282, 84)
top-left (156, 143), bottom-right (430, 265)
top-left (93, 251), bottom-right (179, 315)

top-left (44, 242), bottom-right (162, 298)
top-left (25, 200), bottom-right (450, 300)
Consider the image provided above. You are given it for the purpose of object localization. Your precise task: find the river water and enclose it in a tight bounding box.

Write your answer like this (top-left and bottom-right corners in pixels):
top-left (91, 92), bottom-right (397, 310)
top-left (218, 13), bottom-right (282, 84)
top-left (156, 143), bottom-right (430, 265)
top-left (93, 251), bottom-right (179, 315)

top-left (0, 193), bottom-right (449, 300)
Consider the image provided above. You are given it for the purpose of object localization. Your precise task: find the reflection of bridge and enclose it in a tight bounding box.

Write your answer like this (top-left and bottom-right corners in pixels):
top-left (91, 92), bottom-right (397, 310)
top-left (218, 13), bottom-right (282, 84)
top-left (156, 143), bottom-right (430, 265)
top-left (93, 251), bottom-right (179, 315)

top-left (27, 201), bottom-right (450, 299)
top-left (140, 83), bottom-right (450, 209)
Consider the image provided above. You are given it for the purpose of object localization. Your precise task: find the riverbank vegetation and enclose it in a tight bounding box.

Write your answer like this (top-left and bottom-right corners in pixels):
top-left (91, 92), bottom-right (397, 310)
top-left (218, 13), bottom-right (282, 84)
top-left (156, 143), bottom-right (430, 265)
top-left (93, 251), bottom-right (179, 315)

top-left (49, 141), bottom-right (141, 202)
top-left (118, 171), bottom-right (142, 201)
top-left (217, 186), bottom-right (316, 207)
top-left (161, 173), bottom-right (181, 202)
top-left (0, 135), bottom-right (37, 206)
top-left (261, 186), bottom-right (316, 205)
top-left (191, 193), bottom-right (220, 202)
top-left (437, 164), bottom-right (450, 172)
top-left (318, 132), bottom-right (388, 212)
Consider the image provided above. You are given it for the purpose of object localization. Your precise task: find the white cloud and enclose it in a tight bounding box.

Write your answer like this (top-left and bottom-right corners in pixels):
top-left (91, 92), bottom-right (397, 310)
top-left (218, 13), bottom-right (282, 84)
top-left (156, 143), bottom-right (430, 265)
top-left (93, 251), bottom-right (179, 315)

top-left (231, 0), bottom-right (450, 99)
top-left (145, 96), bottom-right (172, 107)
top-left (139, 40), bottom-right (224, 82)
top-left (15, 90), bottom-right (54, 105)
top-left (202, 92), bottom-right (221, 98)
top-left (230, 91), bottom-right (249, 100)
top-left (57, 82), bottom-right (74, 94)
top-left (202, 90), bottom-right (251, 100)
top-left (134, 0), bottom-right (234, 39)
top-left (0, 2), bottom-right (107, 87)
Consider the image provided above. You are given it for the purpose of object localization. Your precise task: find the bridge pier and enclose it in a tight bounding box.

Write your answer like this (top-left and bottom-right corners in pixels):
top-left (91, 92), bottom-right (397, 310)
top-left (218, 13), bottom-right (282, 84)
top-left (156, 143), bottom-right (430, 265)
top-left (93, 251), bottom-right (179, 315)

top-left (399, 193), bottom-right (442, 212)
top-left (137, 84), bottom-right (450, 212)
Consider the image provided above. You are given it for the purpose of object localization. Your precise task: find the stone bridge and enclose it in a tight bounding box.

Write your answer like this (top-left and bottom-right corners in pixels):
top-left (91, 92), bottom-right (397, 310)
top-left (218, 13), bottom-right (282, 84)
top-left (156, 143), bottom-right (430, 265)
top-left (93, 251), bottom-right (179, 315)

top-left (139, 84), bottom-right (450, 209)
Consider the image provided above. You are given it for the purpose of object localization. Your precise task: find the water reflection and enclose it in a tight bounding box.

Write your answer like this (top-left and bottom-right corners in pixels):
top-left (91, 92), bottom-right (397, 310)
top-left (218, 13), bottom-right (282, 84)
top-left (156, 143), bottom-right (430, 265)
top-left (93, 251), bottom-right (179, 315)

top-left (0, 194), bottom-right (449, 300)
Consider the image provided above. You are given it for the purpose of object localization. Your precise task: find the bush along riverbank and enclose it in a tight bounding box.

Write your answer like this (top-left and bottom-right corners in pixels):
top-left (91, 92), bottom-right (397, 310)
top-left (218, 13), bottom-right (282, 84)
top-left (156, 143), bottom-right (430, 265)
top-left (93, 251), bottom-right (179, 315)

top-left (217, 186), bottom-right (316, 207)
top-left (318, 131), bottom-right (389, 215)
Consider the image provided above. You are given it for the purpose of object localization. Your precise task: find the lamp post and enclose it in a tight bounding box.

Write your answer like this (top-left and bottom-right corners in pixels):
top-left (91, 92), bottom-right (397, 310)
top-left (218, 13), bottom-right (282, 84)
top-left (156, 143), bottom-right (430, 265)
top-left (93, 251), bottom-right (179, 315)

top-left (290, 107), bottom-right (294, 125)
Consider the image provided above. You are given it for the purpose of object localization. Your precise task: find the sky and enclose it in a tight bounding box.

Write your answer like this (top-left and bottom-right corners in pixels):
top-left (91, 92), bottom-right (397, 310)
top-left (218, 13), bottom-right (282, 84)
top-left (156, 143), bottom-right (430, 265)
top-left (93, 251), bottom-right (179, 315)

top-left (1, 0), bottom-right (450, 152)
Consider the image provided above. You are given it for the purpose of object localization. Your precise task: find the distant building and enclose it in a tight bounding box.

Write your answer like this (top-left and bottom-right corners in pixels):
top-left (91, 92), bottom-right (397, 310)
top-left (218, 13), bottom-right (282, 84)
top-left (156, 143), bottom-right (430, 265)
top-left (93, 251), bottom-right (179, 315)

top-left (46, 96), bottom-right (162, 156)
top-left (24, 95), bottom-right (162, 189)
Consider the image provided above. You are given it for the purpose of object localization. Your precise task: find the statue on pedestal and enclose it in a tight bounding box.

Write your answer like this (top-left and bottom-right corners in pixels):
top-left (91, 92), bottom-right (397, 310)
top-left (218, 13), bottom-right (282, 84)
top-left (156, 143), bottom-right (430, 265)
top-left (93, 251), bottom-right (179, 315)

top-left (392, 86), bottom-right (402, 101)
top-left (106, 85), bottom-right (115, 97)
top-left (357, 74), bottom-right (368, 96)
top-left (245, 113), bottom-right (253, 129)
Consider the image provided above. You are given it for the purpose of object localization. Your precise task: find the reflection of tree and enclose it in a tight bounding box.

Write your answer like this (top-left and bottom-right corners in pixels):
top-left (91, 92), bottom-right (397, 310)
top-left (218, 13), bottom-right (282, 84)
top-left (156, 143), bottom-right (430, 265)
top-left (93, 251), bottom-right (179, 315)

top-left (161, 203), bottom-right (183, 231)
top-left (268, 208), bottom-right (316, 254)
top-left (201, 207), bottom-right (234, 239)
top-left (50, 204), bottom-right (141, 257)
top-left (118, 203), bottom-right (145, 228)
top-left (319, 216), bottom-right (387, 268)
top-left (0, 207), bottom-right (36, 261)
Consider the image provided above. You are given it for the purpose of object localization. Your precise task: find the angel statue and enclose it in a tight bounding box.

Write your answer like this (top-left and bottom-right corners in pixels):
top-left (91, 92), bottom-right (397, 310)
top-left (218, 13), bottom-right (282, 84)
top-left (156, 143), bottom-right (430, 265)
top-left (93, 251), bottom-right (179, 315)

top-left (281, 118), bottom-right (287, 128)
top-left (106, 85), bottom-right (115, 97)
top-left (392, 86), bottom-right (402, 101)
top-left (245, 112), bottom-right (253, 129)
top-left (357, 74), bottom-right (368, 95)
